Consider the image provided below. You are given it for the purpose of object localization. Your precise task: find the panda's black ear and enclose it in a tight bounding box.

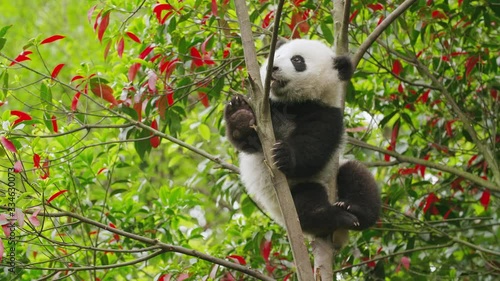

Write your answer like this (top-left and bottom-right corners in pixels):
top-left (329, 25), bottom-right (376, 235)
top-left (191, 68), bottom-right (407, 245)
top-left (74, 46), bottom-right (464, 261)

top-left (333, 56), bottom-right (354, 81)
top-left (275, 38), bottom-right (288, 50)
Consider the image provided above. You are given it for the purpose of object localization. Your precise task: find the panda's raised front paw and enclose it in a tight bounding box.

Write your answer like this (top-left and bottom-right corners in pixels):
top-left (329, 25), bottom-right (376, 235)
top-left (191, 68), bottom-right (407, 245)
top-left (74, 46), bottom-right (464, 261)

top-left (272, 141), bottom-right (295, 174)
top-left (224, 95), bottom-right (256, 140)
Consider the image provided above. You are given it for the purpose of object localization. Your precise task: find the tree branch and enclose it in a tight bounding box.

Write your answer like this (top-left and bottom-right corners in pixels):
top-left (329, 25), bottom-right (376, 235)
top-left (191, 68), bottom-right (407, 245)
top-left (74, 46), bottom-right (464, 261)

top-left (347, 137), bottom-right (499, 192)
top-left (233, 0), bottom-right (314, 280)
top-left (413, 59), bottom-right (500, 187)
top-left (352, 0), bottom-right (418, 68)
top-left (16, 206), bottom-right (275, 281)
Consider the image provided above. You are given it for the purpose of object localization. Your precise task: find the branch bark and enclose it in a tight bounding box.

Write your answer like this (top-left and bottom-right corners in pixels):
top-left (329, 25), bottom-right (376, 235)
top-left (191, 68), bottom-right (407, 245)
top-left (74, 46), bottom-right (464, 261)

top-left (233, 1), bottom-right (314, 280)
top-left (14, 206), bottom-right (275, 281)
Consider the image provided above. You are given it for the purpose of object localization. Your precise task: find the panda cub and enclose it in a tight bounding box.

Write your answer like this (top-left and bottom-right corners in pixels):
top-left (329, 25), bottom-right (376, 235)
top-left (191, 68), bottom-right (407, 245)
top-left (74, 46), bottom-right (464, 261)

top-left (224, 39), bottom-right (380, 237)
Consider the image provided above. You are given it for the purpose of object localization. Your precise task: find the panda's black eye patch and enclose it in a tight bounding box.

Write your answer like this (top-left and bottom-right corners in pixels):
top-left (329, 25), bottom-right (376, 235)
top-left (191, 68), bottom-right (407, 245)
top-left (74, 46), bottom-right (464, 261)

top-left (290, 55), bottom-right (306, 72)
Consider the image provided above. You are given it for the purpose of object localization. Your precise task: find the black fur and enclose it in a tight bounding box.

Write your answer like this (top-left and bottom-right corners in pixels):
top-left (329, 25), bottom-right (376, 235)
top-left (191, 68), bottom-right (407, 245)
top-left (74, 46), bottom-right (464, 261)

top-left (333, 56), bottom-right (354, 81)
top-left (225, 95), bottom-right (380, 236)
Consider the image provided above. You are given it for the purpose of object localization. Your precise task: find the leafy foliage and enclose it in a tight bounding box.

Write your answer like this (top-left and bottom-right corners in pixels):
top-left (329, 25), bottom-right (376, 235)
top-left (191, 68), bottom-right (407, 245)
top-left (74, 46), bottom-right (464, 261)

top-left (0, 0), bottom-right (498, 280)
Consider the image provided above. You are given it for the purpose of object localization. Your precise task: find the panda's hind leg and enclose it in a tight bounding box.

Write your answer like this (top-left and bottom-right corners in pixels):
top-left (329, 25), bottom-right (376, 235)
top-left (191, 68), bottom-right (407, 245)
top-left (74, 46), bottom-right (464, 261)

top-left (291, 182), bottom-right (360, 236)
top-left (337, 160), bottom-right (381, 230)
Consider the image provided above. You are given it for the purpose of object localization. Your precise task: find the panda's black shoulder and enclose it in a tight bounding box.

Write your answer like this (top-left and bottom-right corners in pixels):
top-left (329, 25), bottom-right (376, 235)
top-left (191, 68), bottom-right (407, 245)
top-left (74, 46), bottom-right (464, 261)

top-left (270, 99), bottom-right (342, 121)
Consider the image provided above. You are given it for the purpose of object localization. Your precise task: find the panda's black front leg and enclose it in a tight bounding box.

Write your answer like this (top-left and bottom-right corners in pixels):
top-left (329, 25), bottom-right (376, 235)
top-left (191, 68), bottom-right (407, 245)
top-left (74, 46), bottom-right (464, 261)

top-left (224, 95), bottom-right (262, 153)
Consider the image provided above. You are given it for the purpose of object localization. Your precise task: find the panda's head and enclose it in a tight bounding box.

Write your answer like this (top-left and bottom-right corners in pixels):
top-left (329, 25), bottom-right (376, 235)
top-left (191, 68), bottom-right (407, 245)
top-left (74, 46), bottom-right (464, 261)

top-left (260, 39), bottom-right (353, 107)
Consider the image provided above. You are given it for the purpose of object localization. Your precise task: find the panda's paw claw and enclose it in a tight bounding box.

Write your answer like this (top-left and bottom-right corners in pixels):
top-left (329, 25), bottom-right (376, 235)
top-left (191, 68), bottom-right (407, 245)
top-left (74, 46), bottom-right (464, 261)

top-left (224, 95), bottom-right (256, 135)
top-left (272, 142), bottom-right (294, 174)
top-left (334, 201), bottom-right (350, 210)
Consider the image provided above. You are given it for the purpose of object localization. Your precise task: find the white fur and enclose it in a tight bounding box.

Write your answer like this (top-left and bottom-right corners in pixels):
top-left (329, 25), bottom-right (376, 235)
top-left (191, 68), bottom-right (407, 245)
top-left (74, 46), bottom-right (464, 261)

top-left (260, 39), bottom-right (343, 107)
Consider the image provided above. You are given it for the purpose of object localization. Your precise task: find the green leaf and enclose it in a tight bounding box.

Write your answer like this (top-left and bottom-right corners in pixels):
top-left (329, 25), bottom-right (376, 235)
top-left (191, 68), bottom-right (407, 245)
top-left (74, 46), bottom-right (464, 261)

top-left (0, 38), bottom-right (6, 51)
top-left (198, 123), bottom-right (211, 141)
top-left (0, 25), bottom-right (12, 38)
top-left (241, 195), bottom-right (257, 217)
top-left (320, 22), bottom-right (334, 45)
top-left (40, 82), bottom-right (52, 108)
top-left (134, 128), bottom-right (152, 160)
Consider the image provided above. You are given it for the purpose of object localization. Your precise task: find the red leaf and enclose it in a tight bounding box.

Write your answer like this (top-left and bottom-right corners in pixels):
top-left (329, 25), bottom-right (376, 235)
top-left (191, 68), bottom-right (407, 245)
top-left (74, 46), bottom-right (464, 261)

top-left (71, 92), bottom-right (81, 111)
top-left (260, 239), bottom-right (272, 262)
top-left (401, 256), bottom-right (411, 271)
top-left (467, 155), bottom-right (478, 167)
top-left (349, 10), bottom-right (359, 23)
top-left (138, 45), bottom-right (155, 59)
top-left (262, 11), bottom-right (275, 28)
top-left (392, 60), bottom-right (403, 76)
top-left (159, 58), bottom-right (180, 79)
top-left (150, 119), bottom-right (160, 148)
top-left (190, 47), bottom-right (204, 67)
top-left (148, 71), bottom-right (158, 92)
top-left (11, 110), bottom-right (32, 126)
top-left (417, 155), bottom-right (430, 177)
top-left (445, 120), bottom-right (456, 137)
top-left (158, 274), bottom-right (171, 281)
top-left (125, 31), bottom-right (141, 43)
top-left (88, 5), bottom-right (97, 23)
top-left (117, 37), bottom-right (124, 58)
top-left (128, 63), bottom-right (141, 81)
top-left (377, 15), bottom-right (384, 26)
top-left (417, 90), bottom-right (430, 103)
top-left (399, 167), bottom-right (417, 175)
top-left (28, 207), bottom-right (41, 227)
top-left (423, 193), bottom-right (439, 214)
top-left (431, 10), bottom-right (447, 19)
top-left (9, 50), bottom-right (33, 66)
top-left (98, 11), bottom-right (110, 42)
top-left (198, 92), bottom-right (209, 107)
top-left (51, 64), bottom-right (65, 79)
top-left (40, 35), bottom-right (65, 45)
top-left (47, 190), bottom-right (68, 203)
top-left (227, 255), bottom-right (247, 265)
top-left (97, 167), bottom-right (107, 175)
top-left (51, 115), bottom-right (58, 133)
top-left (94, 10), bottom-right (102, 31)
top-left (465, 56), bottom-right (479, 78)
top-left (33, 153), bottom-right (41, 168)
top-left (153, 4), bottom-right (173, 24)
top-left (103, 40), bottom-right (112, 60)
top-left (211, 0), bottom-right (218, 16)
top-left (71, 75), bottom-right (85, 83)
top-left (384, 145), bottom-right (393, 162)
top-left (157, 91), bottom-right (172, 120)
top-left (223, 42), bottom-right (231, 58)
top-left (91, 83), bottom-right (118, 106)
top-left (368, 4), bottom-right (384, 11)
top-left (0, 136), bottom-right (17, 153)
top-left (13, 160), bottom-right (23, 173)
top-left (480, 189), bottom-right (490, 210)
top-left (398, 83), bottom-right (404, 94)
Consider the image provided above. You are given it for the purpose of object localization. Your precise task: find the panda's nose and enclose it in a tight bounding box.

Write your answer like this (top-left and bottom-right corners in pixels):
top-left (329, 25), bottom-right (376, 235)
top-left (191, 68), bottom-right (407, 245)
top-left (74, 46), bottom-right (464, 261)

top-left (272, 66), bottom-right (279, 72)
